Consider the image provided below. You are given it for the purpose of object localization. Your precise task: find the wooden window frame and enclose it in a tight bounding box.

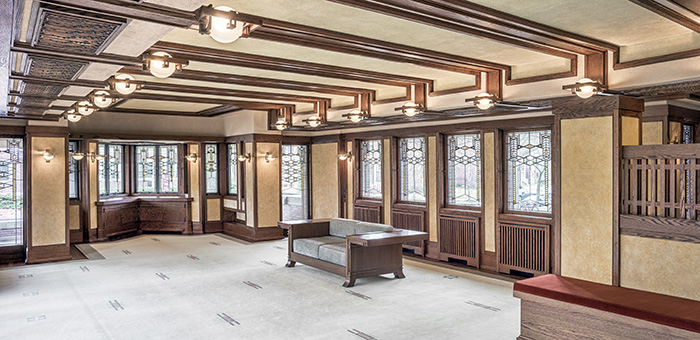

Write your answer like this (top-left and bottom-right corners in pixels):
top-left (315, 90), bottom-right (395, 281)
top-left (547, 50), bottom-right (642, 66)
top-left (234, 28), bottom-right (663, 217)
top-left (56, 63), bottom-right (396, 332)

top-left (133, 144), bottom-right (181, 196)
top-left (354, 138), bottom-right (384, 206)
top-left (392, 135), bottom-right (428, 209)
top-left (439, 131), bottom-right (484, 217)
top-left (203, 143), bottom-right (220, 196)
top-left (68, 140), bottom-right (81, 201)
top-left (98, 143), bottom-right (127, 198)
top-left (280, 142), bottom-right (312, 221)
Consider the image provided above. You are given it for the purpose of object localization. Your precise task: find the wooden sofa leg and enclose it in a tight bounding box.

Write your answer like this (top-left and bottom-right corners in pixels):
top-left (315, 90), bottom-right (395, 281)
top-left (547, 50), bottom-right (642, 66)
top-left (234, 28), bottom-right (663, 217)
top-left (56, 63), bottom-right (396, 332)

top-left (285, 260), bottom-right (296, 267)
top-left (394, 269), bottom-right (405, 279)
top-left (343, 277), bottom-right (356, 287)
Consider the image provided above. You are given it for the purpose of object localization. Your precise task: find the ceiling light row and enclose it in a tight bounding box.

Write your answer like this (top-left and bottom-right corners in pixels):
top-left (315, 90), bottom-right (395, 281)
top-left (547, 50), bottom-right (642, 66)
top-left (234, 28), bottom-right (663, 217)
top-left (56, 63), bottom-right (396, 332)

top-left (62, 74), bottom-right (145, 123)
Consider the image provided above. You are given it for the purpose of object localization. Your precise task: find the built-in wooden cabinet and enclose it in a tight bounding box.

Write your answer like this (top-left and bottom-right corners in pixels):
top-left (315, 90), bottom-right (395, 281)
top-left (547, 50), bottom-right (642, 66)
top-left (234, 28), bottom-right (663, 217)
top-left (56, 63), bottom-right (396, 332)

top-left (96, 197), bottom-right (192, 240)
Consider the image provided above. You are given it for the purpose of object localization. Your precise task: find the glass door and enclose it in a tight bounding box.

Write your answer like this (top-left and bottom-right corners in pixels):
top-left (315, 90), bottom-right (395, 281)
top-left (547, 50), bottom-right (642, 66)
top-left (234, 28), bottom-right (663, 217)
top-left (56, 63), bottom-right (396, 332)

top-left (0, 138), bottom-right (24, 248)
top-left (281, 144), bottom-right (309, 221)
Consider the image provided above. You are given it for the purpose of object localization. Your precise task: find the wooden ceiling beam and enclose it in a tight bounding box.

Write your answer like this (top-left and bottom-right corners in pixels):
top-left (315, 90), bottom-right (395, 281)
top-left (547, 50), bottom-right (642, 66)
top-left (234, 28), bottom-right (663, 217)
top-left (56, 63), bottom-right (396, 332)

top-left (11, 41), bottom-right (139, 66)
top-left (120, 66), bottom-right (373, 97)
top-left (330, 0), bottom-right (616, 56)
top-left (629, 0), bottom-right (700, 33)
top-left (152, 42), bottom-right (432, 87)
top-left (139, 82), bottom-right (330, 104)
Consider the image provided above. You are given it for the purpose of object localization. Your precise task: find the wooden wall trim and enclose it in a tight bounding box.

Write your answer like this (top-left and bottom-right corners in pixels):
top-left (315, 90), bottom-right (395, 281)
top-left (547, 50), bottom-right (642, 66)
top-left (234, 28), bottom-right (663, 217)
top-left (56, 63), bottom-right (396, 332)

top-left (620, 214), bottom-right (700, 244)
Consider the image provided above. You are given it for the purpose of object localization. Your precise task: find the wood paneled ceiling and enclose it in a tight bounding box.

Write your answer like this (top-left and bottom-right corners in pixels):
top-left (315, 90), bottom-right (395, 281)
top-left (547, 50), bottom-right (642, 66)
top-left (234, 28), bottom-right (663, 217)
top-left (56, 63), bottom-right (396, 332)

top-left (3, 0), bottom-right (700, 126)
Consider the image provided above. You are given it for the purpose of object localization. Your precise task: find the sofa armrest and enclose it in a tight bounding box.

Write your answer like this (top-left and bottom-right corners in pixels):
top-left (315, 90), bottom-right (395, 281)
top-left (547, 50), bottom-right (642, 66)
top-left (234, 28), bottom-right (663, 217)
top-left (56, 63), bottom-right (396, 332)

top-left (346, 229), bottom-right (428, 247)
top-left (279, 219), bottom-right (331, 241)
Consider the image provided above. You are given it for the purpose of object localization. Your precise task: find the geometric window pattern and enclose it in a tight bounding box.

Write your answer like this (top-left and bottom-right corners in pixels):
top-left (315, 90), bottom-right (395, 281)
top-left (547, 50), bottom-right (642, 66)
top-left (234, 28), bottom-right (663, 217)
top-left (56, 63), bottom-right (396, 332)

top-left (135, 146), bottom-right (157, 193)
top-left (158, 145), bottom-right (178, 194)
top-left (228, 144), bottom-right (238, 195)
top-left (506, 130), bottom-right (551, 213)
top-left (360, 140), bottom-right (382, 199)
top-left (205, 144), bottom-right (218, 194)
top-left (446, 134), bottom-right (481, 207)
top-left (281, 144), bottom-right (309, 221)
top-left (398, 137), bottom-right (426, 202)
top-left (134, 145), bottom-right (178, 194)
top-left (69, 141), bottom-right (80, 200)
top-left (0, 138), bottom-right (23, 247)
top-left (98, 144), bottom-right (124, 196)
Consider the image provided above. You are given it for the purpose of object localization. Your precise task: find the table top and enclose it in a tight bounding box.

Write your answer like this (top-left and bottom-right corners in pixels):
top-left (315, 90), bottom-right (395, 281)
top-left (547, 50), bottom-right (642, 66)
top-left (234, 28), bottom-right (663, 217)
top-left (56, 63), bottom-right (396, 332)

top-left (347, 229), bottom-right (428, 247)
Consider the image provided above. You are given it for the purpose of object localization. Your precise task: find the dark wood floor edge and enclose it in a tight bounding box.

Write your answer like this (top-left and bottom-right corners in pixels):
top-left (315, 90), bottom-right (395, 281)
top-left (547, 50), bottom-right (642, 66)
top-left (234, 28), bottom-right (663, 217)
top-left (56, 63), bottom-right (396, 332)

top-left (73, 244), bottom-right (105, 260)
top-left (402, 255), bottom-right (520, 283)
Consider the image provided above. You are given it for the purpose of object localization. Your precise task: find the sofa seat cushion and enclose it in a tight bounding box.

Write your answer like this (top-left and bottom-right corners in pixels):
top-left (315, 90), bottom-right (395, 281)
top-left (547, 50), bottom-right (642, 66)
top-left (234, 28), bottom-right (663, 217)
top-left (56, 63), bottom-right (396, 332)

top-left (329, 218), bottom-right (359, 238)
top-left (293, 236), bottom-right (345, 258)
top-left (355, 221), bottom-right (394, 234)
top-left (318, 243), bottom-right (347, 267)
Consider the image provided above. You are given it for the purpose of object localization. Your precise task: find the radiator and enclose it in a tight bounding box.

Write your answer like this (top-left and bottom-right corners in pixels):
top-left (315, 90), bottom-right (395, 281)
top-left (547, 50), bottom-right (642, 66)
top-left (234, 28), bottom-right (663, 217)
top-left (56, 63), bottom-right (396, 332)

top-left (353, 205), bottom-right (381, 223)
top-left (392, 209), bottom-right (426, 255)
top-left (439, 215), bottom-right (479, 266)
top-left (497, 222), bottom-right (550, 276)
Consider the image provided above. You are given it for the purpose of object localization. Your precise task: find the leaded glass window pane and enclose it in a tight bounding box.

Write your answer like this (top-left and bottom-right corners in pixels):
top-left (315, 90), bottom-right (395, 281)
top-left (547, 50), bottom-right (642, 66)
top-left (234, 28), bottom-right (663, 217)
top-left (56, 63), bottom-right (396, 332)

top-left (159, 145), bottom-right (178, 193)
top-left (98, 144), bottom-right (106, 196)
top-left (228, 144), bottom-right (238, 195)
top-left (69, 141), bottom-right (79, 200)
top-left (446, 134), bottom-right (481, 206)
top-left (398, 137), bottom-right (426, 202)
top-left (205, 144), bottom-right (218, 194)
top-left (360, 140), bottom-right (382, 199)
top-left (0, 138), bottom-right (24, 247)
top-left (107, 145), bottom-right (124, 195)
top-left (281, 144), bottom-right (309, 220)
top-left (506, 130), bottom-right (551, 213)
top-left (135, 146), bottom-right (157, 193)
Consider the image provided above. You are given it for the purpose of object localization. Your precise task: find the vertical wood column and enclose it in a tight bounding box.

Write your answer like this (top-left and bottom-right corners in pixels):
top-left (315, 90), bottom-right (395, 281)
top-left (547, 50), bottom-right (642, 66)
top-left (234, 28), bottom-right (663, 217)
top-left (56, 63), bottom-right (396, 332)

top-left (26, 126), bottom-right (70, 264)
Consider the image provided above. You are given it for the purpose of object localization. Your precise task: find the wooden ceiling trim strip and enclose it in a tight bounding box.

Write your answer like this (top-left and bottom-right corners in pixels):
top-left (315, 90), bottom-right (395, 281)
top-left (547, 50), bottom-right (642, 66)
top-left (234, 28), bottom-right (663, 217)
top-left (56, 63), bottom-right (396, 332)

top-left (613, 48), bottom-right (700, 70)
top-left (629, 0), bottom-right (700, 33)
top-left (329, 0), bottom-right (586, 58)
top-left (152, 42), bottom-right (432, 87)
top-left (250, 17), bottom-right (507, 73)
top-left (195, 105), bottom-right (242, 117)
top-left (120, 66), bottom-right (374, 97)
top-left (12, 41), bottom-right (140, 66)
top-left (140, 82), bottom-right (330, 103)
top-left (428, 72), bottom-right (482, 97)
top-left (120, 92), bottom-right (301, 109)
top-left (504, 56), bottom-right (578, 86)
top-left (11, 73), bottom-right (106, 88)
top-left (670, 0), bottom-right (700, 16)
top-left (0, 0), bottom-right (13, 114)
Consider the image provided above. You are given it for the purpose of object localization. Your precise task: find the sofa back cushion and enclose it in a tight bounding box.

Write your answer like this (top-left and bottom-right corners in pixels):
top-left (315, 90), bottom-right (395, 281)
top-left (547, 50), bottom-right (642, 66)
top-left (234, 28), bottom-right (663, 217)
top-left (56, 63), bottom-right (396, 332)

top-left (329, 218), bottom-right (359, 238)
top-left (355, 221), bottom-right (394, 234)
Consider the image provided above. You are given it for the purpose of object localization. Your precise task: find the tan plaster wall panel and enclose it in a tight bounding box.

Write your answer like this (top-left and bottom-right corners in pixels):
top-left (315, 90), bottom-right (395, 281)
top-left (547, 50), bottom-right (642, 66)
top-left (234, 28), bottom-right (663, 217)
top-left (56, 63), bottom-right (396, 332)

top-left (560, 117), bottom-right (613, 285)
top-left (483, 133), bottom-right (496, 252)
top-left (346, 141), bottom-right (354, 220)
top-left (312, 143), bottom-right (339, 219)
top-left (621, 116), bottom-right (640, 146)
top-left (206, 198), bottom-right (221, 221)
top-left (89, 142), bottom-right (98, 229)
top-left (31, 137), bottom-right (66, 246)
top-left (642, 121), bottom-right (664, 145)
top-left (383, 139), bottom-right (392, 224)
top-left (621, 235), bottom-right (700, 301)
top-left (256, 142), bottom-right (281, 227)
top-left (428, 136), bottom-right (438, 242)
top-left (223, 198), bottom-right (237, 210)
top-left (189, 144), bottom-right (200, 223)
top-left (245, 142), bottom-right (255, 227)
top-left (69, 205), bottom-right (80, 231)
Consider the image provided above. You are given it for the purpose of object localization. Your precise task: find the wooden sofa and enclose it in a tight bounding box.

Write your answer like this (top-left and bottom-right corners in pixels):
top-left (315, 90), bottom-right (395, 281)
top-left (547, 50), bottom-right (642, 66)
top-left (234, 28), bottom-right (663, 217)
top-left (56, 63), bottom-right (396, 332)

top-left (278, 218), bottom-right (428, 287)
top-left (514, 274), bottom-right (700, 340)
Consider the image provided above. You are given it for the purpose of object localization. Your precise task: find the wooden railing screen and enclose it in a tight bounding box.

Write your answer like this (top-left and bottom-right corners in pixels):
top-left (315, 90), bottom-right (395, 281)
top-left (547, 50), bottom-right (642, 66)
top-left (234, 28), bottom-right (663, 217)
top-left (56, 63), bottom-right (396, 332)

top-left (439, 215), bottom-right (479, 267)
top-left (392, 209), bottom-right (426, 255)
top-left (353, 205), bottom-right (381, 223)
top-left (497, 222), bottom-right (550, 276)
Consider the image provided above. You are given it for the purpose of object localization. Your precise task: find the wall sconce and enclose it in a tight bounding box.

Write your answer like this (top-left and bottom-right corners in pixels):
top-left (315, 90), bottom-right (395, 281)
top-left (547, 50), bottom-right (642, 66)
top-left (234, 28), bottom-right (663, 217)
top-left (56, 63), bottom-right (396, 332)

top-left (42, 150), bottom-right (55, 163)
top-left (142, 51), bottom-right (188, 79)
top-left (467, 93), bottom-right (534, 110)
top-left (399, 101), bottom-right (425, 117)
top-left (87, 152), bottom-right (106, 163)
top-left (264, 152), bottom-right (276, 163)
top-left (238, 153), bottom-right (251, 162)
top-left (338, 152), bottom-right (353, 161)
top-left (70, 152), bottom-right (85, 161)
top-left (342, 109), bottom-right (368, 123)
top-left (303, 115), bottom-right (323, 128)
top-left (107, 74), bottom-right (144, 95)
top-left (562, 78), bottom-right (605, 98)
top-left (185, 153), bottom-right (198, 162)
top-left (274, 116), bottom-right (289, 130)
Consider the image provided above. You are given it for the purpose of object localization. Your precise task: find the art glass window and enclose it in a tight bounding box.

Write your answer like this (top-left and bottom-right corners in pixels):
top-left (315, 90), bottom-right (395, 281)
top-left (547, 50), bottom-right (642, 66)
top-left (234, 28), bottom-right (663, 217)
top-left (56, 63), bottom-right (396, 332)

top-left (69, 141), bottom-right (80, 200)
top-left (228, 144), bottom-right (238, 195)
top-left (360, 140), bottom-right (382, 199)
top-left (205, 144), bottom-right (218, 194)
top-left (281, 144), bottom-right (309, 220)
top-left (98, 144), bottom-right (124, 196)
top-left (135, 145), bottom-right (178, 194)
top-left (446, 134), bottom-right (481, 207)
top-left (398, 137), bottom-right (426, 202)
top-left (0, 138), bottom-right (24, 246)
top-left (506, 130), bottom-right (551, 213)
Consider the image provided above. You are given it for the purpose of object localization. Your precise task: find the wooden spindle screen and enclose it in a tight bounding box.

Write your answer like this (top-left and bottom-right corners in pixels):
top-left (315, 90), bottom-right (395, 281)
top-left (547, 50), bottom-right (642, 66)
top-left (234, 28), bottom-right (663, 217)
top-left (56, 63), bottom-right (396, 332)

top-left (497, 222), bottom-right (550, 276)
top-left (622, 144), bottom-right (700, 220)
top-left (353, 204), bottom-right (382, 223)
top-left (392, 209), bottom-right (426, 255)
top-left (438, 215), bottom-right (479, 267)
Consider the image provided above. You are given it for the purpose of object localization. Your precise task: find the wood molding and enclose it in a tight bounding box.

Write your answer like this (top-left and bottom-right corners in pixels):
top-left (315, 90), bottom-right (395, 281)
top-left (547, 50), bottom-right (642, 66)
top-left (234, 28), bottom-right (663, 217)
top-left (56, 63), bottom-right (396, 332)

top-left (0, 0), bottom-right (12, 114)
top-left (614, 48), bottom-right (700, 70)
top-left (629, 0), bottom-right (700, 33)
top-left (620, 214), bottom-right (700, 245)
top-left (26, 244), bottom-right (71, 264)
top-left (505, 57), bottom-right (577, 86)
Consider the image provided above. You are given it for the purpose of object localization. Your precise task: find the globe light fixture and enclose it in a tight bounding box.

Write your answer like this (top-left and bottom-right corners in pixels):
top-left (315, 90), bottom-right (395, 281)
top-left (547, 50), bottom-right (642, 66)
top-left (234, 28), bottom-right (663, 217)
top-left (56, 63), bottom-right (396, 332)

top-left (474, 93), bottom-right (496, 110)
top-left (209, 6), bottom-right (245, 44)
top-left (42, 150), bottom-right (55, 163)
top-left (90, 90), bottom-right (114, 109)
top-left (344, 109), bottom-right (366, 123)
top-left (401, 101), bottom-right (424, 117)
top-left (238, 153), bottom-right (251, 162)
top-left (573, 78), bottom-right (600, 99)
top-left (70, 153), bottom-right (85, 161)
top-left (76, 101), bottom-right (95, 116)
top-left (338, 152), bottom-right (353, 161)
top-left (274, 117), bottom-right (288, 130)
top-left (305, 115), bottom-right (322, 128)
top-left (146, 51), bottom-right (183, 78)
top-left (111, 73), bottom-right (140, 95)
top-left (65, 109), bottom-right (82, 122)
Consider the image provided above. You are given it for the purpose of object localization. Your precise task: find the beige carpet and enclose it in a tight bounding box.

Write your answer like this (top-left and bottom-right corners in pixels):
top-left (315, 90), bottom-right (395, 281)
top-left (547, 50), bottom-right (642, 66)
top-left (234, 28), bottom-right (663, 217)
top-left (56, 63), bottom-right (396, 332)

top-left (0, 234), bottom-right (520, 340)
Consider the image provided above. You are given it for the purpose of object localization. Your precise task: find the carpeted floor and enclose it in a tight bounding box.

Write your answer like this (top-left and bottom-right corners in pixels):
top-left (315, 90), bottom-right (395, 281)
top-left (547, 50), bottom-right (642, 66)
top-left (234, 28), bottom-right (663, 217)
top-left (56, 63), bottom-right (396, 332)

top-left (0, 234), bottom-right (520, 340)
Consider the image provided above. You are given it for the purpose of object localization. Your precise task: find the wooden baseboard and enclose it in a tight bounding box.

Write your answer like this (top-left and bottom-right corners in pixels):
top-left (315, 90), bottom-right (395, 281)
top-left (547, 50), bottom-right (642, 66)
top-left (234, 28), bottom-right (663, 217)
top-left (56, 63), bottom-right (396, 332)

top-left (192, 222), bottom-right (203, 234)
top-left (26, 244), bottom-right (71, 264)
top-left (223, 222), bottom-right (284, 242)
top-left (88, 228), bottom-right (98, 242)
top-left (426, 241), bottom-right (439, 259)
top-left (69, 229), bottom-right (82, 244)
top-left (481, 251), bottom-right (497, 272)
top-left (205, 221), bottom-right (223, 233)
